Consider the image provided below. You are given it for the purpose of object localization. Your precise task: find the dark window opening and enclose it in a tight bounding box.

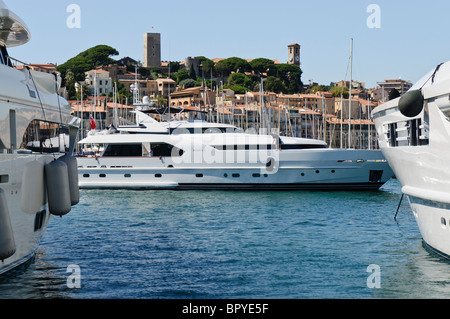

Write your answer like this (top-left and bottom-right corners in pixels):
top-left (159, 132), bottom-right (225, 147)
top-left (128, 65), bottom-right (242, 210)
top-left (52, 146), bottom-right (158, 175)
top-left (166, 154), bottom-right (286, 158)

top-left (103, 144), bottom-right (142, 157)
top-left (369, 170), bottom-right (383, 182)
top-left (151, 143), bottom-right (184, 157)
top-left (281, 144), bottom-right (327, 150)
top-left (34, 210), bottom-right (46, 232)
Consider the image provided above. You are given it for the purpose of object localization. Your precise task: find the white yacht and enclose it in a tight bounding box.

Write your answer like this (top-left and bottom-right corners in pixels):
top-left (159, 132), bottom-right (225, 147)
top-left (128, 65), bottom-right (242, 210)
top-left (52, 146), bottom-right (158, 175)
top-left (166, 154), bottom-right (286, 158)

top-left (77, 108), bottom-right (394, 190)
top-left (372, 61), bottom-right (450, 258)
top-left (0, 1), bottom-right (80, 275)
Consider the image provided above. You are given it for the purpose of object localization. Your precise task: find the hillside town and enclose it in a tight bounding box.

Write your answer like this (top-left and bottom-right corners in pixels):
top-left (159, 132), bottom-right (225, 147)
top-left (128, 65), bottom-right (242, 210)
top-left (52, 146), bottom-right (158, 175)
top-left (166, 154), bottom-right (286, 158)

top-left (21, 33), bottom-right (413, 149)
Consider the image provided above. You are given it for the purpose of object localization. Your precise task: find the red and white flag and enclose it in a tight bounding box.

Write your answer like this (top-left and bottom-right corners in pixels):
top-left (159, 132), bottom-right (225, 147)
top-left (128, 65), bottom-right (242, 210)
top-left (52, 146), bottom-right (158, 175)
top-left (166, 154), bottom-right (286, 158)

top-left (89, 115), bottom-right (96, 130)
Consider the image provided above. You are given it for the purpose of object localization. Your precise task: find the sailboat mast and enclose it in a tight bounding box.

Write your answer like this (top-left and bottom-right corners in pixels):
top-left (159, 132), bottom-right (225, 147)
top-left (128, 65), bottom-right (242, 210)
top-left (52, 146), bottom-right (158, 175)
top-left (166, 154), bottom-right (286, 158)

top-left (348, 38), bottom-right (353, 149)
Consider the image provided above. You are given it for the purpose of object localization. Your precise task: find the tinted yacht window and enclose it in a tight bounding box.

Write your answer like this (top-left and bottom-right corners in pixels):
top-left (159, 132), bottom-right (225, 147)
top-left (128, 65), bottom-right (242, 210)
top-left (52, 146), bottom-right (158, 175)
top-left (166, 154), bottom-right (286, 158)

top-left (103, 144), bottom-right (142, 157)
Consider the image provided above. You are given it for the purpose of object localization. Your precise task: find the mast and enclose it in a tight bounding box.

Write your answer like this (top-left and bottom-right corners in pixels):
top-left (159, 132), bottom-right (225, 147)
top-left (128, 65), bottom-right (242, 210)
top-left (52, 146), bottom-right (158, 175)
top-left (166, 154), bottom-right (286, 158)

top-left (168, 62), bottom-right (171, 124)
top-left (133, 64), bottom-right (140, 105)
top-left (348, 38), bottom-right (353, 149)
top-left (94, 70), bottom-right (97, 129)
top-left (113, 82), bottom-right (118, 127)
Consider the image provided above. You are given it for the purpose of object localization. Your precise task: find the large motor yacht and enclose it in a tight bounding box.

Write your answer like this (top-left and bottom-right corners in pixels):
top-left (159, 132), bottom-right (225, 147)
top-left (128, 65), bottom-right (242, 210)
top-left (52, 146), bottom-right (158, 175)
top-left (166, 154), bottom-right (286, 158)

top-left (0, 1), bottom-right (80, 274)
top-left (373, 61), bottom-right (450, 258)
top-left (77, 106), bottom-right (393, 190)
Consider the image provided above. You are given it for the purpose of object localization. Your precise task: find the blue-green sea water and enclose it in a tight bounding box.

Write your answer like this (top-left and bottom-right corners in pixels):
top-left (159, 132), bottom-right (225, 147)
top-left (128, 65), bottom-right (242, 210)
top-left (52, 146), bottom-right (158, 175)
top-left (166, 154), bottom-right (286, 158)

top-left (2, 179), bottom-right (450, 299)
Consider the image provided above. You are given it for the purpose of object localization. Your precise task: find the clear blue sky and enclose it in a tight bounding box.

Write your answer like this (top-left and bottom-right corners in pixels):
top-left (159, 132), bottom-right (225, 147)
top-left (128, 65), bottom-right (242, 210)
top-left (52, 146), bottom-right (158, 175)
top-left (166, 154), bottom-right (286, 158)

top-left (8, 0), bottom-right (450, 88)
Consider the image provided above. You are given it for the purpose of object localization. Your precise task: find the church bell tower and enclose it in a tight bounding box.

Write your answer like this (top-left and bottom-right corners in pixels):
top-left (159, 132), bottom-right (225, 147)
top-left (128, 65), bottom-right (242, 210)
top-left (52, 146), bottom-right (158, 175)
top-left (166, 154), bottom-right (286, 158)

top-left (288, 43), bottom-right (300, 66)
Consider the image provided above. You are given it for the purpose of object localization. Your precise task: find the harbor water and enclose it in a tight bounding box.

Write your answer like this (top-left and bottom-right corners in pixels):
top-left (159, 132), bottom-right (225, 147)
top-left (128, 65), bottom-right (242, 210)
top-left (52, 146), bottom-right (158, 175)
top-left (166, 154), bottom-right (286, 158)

top-left (1, 178), bottom-right (450, 299)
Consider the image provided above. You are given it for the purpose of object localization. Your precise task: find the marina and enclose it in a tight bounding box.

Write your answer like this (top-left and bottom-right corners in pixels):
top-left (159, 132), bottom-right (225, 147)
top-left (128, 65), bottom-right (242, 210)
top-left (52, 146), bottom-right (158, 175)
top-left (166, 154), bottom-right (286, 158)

top-left (3, 0), bottom-right (450, 302)
top-left (1, 179), bottom-right (450, 299)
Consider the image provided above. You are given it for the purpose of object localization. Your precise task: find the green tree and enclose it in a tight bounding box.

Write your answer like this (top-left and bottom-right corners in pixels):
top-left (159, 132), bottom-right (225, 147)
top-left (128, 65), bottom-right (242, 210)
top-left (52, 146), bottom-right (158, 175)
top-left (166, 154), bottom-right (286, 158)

top-left (176, 68), bottom-right (190, 84)
top-left (195, 78), bottom-right (216, 88)
top-left (227, 72), bottom-right (252, 89)
top-left (329, 86), bottom-right (349, 98)
top-left (197, 56), bottom-right (215, 76)
top-left (250, 58), bottom-right (276, 76)
top-left (224, 84), bottom-right (248, 94)
top-left (274, 63), bottom-right (303, 94)
top-left (215, 57), bottom-right (251, 77)
top-left (265, 76), bottom-right (286, 94)
top-left (189, 64), bottom-right (197, 80)
top-left (169, 62), bottom-right (180, 73)
top-left (57, 45), bottom-right (119, 83)
top-left (180, 78), bottom-right (196, 89)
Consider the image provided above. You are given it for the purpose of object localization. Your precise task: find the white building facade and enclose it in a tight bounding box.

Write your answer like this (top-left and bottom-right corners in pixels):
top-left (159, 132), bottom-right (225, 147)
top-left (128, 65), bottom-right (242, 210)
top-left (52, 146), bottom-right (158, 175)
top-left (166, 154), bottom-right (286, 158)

top-left (85, 69), bottom-right (112, 95)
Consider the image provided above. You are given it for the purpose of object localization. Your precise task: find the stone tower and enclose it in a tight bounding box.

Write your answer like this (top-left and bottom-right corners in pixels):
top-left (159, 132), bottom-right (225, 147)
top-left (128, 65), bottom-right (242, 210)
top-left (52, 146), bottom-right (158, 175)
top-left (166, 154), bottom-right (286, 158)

top-left (288, 43), bottom-right (300, 66)
top-left (143, 33), bottom-right (161, 69)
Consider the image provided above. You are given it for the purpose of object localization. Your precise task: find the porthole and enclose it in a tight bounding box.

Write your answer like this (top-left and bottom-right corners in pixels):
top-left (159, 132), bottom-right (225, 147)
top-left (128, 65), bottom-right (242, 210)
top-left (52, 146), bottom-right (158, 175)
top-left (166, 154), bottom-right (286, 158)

top-left (99, 174), bottom-right (106, 178)
top-left (155, 174), bottom-right (162, 178)
top-left (224, 173), bottom-right (228, 178)
top-left (232, 173), bottom-right (240, 178)
top-left (315, 170), bottom-right (320, 174)
top-left (83, 174), bottom-right (90, 178)
top-left (196, 173), bottom-right (204, 178)
top-left (124, 174), bottom-right (131, 178)
top-left (300, 173), bottom-right (305, 176)
top-left (331, 170), bottom-right (336, 173)
top-left (252, 173), bottom-right (261, 178)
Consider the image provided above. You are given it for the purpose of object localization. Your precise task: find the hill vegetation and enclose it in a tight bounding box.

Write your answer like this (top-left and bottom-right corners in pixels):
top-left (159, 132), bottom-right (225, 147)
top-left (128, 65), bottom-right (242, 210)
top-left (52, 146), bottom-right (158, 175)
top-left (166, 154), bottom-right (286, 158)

top-left (56, 45), bottom-right (305, 100)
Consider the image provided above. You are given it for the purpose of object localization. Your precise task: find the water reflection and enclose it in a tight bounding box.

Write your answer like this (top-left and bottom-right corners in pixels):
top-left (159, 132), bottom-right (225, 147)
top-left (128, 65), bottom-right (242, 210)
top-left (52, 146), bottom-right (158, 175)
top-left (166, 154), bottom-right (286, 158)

top-left (0, 251), bottom-right (71, 299)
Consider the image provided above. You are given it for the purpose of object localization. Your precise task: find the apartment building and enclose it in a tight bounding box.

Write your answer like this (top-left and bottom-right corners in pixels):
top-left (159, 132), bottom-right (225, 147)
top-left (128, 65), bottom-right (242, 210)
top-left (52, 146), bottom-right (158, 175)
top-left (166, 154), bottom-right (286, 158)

top-left (85, 69), bottom-right (112, 95)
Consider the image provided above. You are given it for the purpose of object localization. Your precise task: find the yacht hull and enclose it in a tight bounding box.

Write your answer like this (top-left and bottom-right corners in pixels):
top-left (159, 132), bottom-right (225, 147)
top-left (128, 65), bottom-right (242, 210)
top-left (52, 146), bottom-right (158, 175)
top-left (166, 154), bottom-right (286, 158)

top-left (78, 149), bottom-right (393, 191)
top-left (379, 142), bottom-right (450, 258)
top-left (373, 64), bottom-right (450, 258)
top-left (0, 154), bottom-right (53, 275)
